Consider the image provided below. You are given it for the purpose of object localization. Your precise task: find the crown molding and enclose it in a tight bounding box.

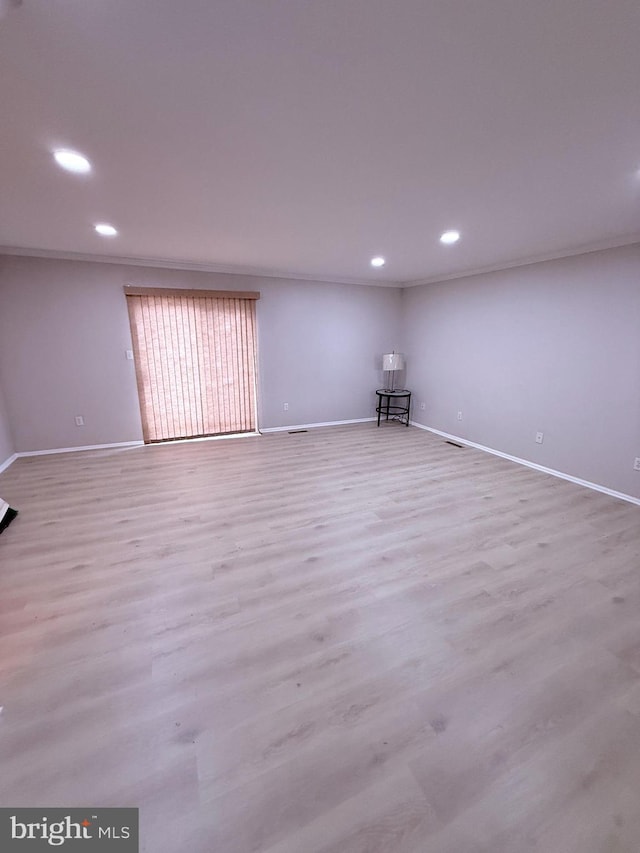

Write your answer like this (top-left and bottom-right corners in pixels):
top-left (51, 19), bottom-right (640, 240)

top-left (2, 234), bottom-right (637, 291)
top-left (0, 245), bottom-right (403, 288)
top-left (401, 234), bottom-right (640, 288)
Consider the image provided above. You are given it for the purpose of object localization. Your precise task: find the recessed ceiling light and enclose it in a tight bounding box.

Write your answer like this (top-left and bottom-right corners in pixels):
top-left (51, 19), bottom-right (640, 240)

top-left (52, 149), bottom-right (92, 174)
top-left (94, 223), bottom-right (118, 237)
top-left (371, 256), bottom-right (385, 267)
top-left (440, 230), bottom-right (460, 245)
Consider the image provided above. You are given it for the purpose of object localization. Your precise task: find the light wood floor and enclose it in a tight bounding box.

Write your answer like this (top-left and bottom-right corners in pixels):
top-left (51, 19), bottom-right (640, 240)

top-left (1, 423), bottom-right (640, 852)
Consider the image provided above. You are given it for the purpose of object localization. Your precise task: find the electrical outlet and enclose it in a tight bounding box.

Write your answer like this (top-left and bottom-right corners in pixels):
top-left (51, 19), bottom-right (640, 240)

top-left (75, 416), bottom-right (84, 427)
top-left (457, 411), bottom-right (463, 421)
top-left (420, 402), bottom-right (426, 410)
top-left (535, 432), bottom-right (544, 444)
top-left (283, 402), bottom-right (289, 411)
top-left (125, 349), bottom-right (134, 360)
top-left (634, 457), bottom-right (640, 471)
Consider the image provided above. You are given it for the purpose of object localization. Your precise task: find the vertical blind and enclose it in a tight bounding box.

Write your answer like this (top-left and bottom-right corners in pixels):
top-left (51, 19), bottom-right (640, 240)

top-left (126, 288), bottom-right (259, 443)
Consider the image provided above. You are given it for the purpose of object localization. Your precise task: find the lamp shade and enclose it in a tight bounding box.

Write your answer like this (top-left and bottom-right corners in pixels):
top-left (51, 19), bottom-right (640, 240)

top-left (383, 352), bottom-right (405, 372)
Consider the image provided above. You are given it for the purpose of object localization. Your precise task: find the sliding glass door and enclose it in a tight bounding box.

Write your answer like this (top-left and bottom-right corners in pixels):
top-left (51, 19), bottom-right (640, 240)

top-left (126, 288), bottom-right (258, 443)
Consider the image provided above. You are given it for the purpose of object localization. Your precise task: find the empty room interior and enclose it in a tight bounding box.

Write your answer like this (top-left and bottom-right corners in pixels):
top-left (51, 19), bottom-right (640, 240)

top-left (1, 2), bottom-right (640, 851)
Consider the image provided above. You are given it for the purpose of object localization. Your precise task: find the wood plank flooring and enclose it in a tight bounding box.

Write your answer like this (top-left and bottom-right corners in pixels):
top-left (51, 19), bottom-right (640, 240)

top-left (0, 423), bottom-right (639, 852)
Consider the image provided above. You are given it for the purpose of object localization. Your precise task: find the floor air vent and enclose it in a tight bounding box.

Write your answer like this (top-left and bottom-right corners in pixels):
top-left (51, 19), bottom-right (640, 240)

top-left (288, 429), bottom-right (308, 434)
top-left (445, 440), bottom-right (463, 448)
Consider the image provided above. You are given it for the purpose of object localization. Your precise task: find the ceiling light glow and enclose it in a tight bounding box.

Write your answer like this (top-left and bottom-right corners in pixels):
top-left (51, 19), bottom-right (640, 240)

top-left (94, 223), bottom-right (118, 237)
top-left (53, 149), bottom-right (92, 174)
top-left (370, 256), bottom-right (385, 267)
top-left (440, 230), bottom-right (460, 245)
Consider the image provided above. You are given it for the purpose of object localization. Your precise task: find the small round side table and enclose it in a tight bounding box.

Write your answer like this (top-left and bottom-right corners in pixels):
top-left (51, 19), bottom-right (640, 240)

top-left (376, 389), bottom-right (411, 427)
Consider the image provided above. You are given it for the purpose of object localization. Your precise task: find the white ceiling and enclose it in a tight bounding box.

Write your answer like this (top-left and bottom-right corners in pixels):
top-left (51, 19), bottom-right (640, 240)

top-left (0, 0), bottom-right (638, 286)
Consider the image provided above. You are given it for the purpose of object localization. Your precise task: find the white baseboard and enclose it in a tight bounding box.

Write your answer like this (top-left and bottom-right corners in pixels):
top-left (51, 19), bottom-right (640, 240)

top-left (4, 421), bottom-right (374, 460)
top-left (17, 440), bottom-right (145, 458)
top-left (8, 422), bottom-right (635, 508)
top-left (261, 417), bottom-right (376, 434)
top-left (411, 421), bottom-right (640, 507)
top-left (0, 453), bottom-right (18, 474)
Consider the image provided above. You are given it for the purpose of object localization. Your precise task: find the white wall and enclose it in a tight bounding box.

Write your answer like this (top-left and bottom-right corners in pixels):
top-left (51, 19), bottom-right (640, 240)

top-left (0, 377), bottom-right (14, 467)
top-left (403, 244), bottom-right (640, 499)
top-left (0, 255), bottom-right (402, 452)
top-left (255, 276), bottom-right (401, 428)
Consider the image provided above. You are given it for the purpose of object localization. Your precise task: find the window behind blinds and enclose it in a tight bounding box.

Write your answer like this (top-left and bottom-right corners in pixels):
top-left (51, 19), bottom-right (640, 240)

top-left (125, 288), bottom-right (259, 443)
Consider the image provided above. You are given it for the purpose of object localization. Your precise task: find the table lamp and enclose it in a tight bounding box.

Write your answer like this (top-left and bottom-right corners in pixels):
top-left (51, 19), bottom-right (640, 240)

top-left (382, 352), bottom-right (405, 391)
